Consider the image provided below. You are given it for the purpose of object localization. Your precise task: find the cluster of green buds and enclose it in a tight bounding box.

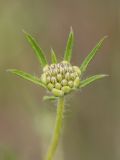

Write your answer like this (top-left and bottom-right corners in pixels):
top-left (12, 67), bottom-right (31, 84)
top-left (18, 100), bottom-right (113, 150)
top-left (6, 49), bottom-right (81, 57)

top-left (8, 28), bottom-right (108, 100)
top-left (41, 61), bottom-right (81, 96)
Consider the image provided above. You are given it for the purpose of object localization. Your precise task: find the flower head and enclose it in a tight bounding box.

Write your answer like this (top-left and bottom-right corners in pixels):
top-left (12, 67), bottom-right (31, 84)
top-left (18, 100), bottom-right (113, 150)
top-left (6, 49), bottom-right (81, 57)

top-left (8, 28), bottom-right (108, 100)
top-left (41, 61), bottom-right (81, 96)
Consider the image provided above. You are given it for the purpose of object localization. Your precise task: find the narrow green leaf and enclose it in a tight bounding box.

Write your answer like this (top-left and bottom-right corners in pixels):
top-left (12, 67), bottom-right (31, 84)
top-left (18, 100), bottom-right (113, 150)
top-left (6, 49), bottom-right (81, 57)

top-left (80, 74), bottom-right (108, 88)
top-left (80, 36), bottom-right (108, 73)
top-left (23, 31), bottom-right (48, 67)
top-left (8, 69), bottom-right (46, 88)
top-left (51, 48), bottom-right (57, 64)
top-left (64, 27), bottom-right (74, 62)
top-left (43, 96), bottom-right (58, 101)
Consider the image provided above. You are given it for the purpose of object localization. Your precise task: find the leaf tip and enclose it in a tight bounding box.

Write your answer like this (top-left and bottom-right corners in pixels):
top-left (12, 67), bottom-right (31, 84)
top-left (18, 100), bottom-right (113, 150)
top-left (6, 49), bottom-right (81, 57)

top-left (50, 48), bottom-right (54, 53)
top-left (101, 74), bottom-right (109, 78)
top-left (22, 29), bottom-right (26, 34)
top-left (70, 26), bottom-right (73, 34)
top-left (102, 35), bottom-right (109, 41)
top-left (22, 30), bottom-right (34, 42)
top-left (51, 48), bottom-right (57, 64)
top-left (6, 69), bottom-right (14, 73)
top-left (6, 69), bottom-right (11, 72)
top-left (64, 27), bottom-right (74, 62)
top-left (22, 29), bottom-right (29, 36)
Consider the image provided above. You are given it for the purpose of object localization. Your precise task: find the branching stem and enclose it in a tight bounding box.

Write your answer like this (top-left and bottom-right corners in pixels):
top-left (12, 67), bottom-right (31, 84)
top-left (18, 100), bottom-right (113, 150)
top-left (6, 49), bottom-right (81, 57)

top-left (45, 97), bottom-right (65, 160)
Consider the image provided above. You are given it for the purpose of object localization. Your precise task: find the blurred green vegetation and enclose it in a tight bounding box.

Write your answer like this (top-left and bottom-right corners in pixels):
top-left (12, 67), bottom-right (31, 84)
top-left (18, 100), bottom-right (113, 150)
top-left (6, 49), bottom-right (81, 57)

top-left (0, 0), bottom-right (119, 160)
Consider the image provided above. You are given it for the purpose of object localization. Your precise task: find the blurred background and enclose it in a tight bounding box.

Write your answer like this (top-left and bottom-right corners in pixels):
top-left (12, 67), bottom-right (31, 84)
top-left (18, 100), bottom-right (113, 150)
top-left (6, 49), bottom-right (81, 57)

top-left (0, 0), bottom-right (119, 159)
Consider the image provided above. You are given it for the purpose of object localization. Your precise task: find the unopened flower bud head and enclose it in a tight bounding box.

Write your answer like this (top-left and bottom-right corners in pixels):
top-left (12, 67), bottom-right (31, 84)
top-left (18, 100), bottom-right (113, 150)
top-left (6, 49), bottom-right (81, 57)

top-left (41, 61), bottom-right (81, 97)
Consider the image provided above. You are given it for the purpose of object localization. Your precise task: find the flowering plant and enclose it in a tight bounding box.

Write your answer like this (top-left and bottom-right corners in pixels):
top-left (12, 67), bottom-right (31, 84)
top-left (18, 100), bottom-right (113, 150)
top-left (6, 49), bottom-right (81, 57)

top-left (8, 28), bottom-right (107, 160)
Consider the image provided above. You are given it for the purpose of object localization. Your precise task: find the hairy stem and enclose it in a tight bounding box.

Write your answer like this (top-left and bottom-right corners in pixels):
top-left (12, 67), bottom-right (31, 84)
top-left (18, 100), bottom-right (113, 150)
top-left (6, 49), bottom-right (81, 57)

top-left (45, 97), bottom-right (65, 160)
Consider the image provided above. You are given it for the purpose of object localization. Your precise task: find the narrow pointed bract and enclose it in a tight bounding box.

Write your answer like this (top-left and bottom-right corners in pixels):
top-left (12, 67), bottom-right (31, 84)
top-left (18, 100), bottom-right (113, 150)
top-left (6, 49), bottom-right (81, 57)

top-left (51, 48), bottom-right (57, 64)
top-left (80, 74), bottom-right (108, 88)
top-left (24, 31), bottom-right (48, 67)
top-left (80, 36), bottom-right (108, 74)
top-left (64, 27), bottom-right (74, 62)
top-left (43, 96), bottom-right (58, 101)
top-left (8, 69), bottom-right (46, 88)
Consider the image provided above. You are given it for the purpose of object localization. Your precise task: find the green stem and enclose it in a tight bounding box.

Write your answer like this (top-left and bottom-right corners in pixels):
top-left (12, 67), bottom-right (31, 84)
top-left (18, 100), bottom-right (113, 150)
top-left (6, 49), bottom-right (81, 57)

top-left (45, 97), bottom-right (65, 160)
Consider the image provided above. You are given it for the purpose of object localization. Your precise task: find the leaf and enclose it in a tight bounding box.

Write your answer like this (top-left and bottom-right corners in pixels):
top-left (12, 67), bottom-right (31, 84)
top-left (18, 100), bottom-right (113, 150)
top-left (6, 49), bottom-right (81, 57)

top-left (64, 27), bottom-right (74, 62)
top-left (43, 96), bottom-right (58, 101)
top-left (80, 36), bottom-right (108, 73)
top-left (8, 69), bottom-right (46, 88)
top-left (23, 31), bottom-right (48, 67)
top-left (51, 48), bottom-right (57, 64)
top-left (80, 74), bottom-right (108, 88)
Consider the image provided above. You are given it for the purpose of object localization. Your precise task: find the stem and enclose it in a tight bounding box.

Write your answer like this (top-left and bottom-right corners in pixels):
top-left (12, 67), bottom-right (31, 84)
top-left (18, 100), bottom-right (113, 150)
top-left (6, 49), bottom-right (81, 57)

top-left (45, 97), bottom-right (65, 160)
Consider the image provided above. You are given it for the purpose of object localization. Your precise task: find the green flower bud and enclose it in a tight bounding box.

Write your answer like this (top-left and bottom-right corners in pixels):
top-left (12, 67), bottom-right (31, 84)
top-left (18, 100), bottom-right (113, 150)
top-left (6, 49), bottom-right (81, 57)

top-left (52, 88), bottom-right (64, 97)
top-left (65, 72), bottom-right (70, 80)
top-left (64, 66), bottom-right (68, 73)
top-left (60, 67), bottom-right (64, 74)
top-left (57, 74), bottom-right (62, 82)
top-left (46, 76), bottom-right (51, 83)
top-left (56, 63), bottom-right (60, 69)
top-left (74, 77), bottom-right (80, 88)
top-left (57, 68), bottom-right (60, 73)
top-left (68, 80), bottom-right (73, 88)
top-left (47, 83), bottom-right (54, 90)
top-left (55, 83), bottom-right (62, 90)
top-left (47, 70), bottom-right (52, 76)
top-left (62, 86), bottom-right (71, 94)
top-left (61, 79), bottom-right (68, 86)
top-left (51, 64), bottom-right (55, 69)
top-left (70, 73), bottom-right (76, 80)
top-left (51, 69), bottom-right (57, 76)
top-left (73, 66), bottom-right (81, 76)
top-left (51, 76), bottom-right (56, 84)
top-left (69, 66), bottom-right (73, 72)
